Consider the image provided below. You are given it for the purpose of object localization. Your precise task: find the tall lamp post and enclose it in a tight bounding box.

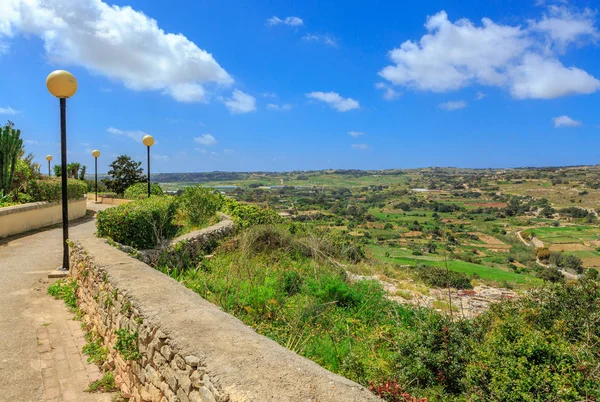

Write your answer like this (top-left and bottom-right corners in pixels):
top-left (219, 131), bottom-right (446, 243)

top-left (92, 150), bottom-right (100, 202)
top-left (46, 70), bottom-right (77, 273)
top-left (46, 155), bottom-right (52, 177)
top-left (142, 135), bottom-right (154, 198)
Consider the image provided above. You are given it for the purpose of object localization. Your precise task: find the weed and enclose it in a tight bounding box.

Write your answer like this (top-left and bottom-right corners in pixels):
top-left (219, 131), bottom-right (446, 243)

top-left (114, 329), bottom-right (141, 361)
top-left (48, 278), bottom-right (79, 311)
top-left (87, 372), bottom-right (116, 393)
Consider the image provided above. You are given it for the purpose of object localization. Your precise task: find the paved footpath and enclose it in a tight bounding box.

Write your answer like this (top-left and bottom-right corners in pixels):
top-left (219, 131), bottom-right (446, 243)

top-left (0, 203), bottom-right (113, 402)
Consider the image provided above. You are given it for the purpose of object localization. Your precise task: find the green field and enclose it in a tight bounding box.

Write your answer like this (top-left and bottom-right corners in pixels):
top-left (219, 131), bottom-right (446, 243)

top-left (369, 245), bottom-right (539, 285)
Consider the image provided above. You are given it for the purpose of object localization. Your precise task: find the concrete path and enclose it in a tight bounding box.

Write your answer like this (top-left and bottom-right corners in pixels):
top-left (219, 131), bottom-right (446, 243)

top-left (0, 203), bottom-right (113, 402)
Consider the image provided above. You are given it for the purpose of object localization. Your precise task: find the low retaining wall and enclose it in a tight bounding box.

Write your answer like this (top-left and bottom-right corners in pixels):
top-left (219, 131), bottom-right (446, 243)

top-left (70, 231), bottom-right (381, 401)
top-left (0, 197), bottom-right (87, 239)
top-left (87, 194), bottom-right (132, 205)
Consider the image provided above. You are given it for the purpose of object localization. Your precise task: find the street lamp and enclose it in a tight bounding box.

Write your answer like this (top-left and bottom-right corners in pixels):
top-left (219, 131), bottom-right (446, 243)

top-left (92, 150), bottom-right (100, 202)
top-left (46, 155), bottom-right (52, 177)
top-left (46, 70), bottom-right (77, 273)
top-left (142, 135), bottom-right (154, 198)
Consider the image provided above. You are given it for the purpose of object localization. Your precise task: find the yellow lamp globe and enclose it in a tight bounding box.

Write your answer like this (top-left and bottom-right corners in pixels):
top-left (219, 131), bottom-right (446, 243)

top-left (46, 70), bottom-right (78, 98)
top-left (92, 150), bottom-right (100, 158)
top-left (142, 135), bottom-right (155, 147)
top-left (45, 155), bottom-right (53, 161)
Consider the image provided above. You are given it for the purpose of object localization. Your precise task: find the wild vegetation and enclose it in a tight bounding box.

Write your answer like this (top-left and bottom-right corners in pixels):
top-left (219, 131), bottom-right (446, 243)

top-left (93, 167), bottom-right (600, 401)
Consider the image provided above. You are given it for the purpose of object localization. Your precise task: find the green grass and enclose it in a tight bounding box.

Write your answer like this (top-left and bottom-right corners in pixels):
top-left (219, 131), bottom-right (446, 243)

top-left (369, 245), bottom-right (539, 285)
top-left (523, 226), bottom-right (600, 244)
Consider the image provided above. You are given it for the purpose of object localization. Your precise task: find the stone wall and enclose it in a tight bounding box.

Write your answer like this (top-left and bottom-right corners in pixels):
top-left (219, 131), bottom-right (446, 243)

top-left (0, 197), bottom-right (87, 239)
top-left (70, 229), bottom-right (381, 402)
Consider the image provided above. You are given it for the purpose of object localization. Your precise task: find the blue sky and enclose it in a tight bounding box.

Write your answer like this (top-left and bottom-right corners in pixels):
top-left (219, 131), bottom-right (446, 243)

top-left (1, 0), bottom-right (600, 173)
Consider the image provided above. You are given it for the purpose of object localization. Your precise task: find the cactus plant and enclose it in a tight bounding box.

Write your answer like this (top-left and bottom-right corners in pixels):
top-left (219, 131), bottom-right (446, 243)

top-left (0, 122), bottom-right (24, 194)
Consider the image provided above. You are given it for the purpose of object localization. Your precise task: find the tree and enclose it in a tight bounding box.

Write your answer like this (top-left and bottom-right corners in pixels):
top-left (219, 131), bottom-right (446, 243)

top-left (105, 155), bottom-right (145, 195)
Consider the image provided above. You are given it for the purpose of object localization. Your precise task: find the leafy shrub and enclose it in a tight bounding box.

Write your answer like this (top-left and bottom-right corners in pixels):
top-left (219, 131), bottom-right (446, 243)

top-left (48, 278), bottom-right (79, 311)
top-left (536, 267), bottom-right (564, 282)
top-left (223, 198), bottom-right (282, 228)
top-left (96, 196), bottom-right (177, 249)
top-left (27, 178), bottom-right (87, 202)
top-left (114, 329), bottom-right (141, 361)
top-left (124, 182), bottom-right (163, 200)
top-left (414, 265), bottom-right (473, 289)
top-left (178, 185), bottom-right (223, 226)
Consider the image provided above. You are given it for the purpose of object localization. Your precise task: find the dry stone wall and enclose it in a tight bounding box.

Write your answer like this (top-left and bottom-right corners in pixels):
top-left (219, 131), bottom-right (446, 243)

top-left (70, 227), bottom-right (381, 402)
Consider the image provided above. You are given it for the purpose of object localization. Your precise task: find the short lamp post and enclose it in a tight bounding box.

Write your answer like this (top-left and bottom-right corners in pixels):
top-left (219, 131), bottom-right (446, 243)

top-left (46, 155), bottom-right (52, 177)
top-left (92, 150), bottom-right (100, 202)
top-left (46, 70), bottom-right (77, 273)
top-left (142, 135), bottom-right (154, 198)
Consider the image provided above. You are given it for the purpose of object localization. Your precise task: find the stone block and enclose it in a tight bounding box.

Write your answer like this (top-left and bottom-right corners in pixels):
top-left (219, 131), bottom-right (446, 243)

top-left (184, 355), bottom-right (200, 367)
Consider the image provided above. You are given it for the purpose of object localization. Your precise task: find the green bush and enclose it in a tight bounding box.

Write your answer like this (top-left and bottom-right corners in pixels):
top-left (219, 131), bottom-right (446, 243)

top-left (178, 185), bottom-right (223, 226)
top-left (96, 196), bottom-right (177, 249)
top-left (124, 182), bottom-right (163, 200)
top-left (414, 265), bottom-right (473, 289)
top-left (27, 178), bottom-right (87, 202)
top-left (223, 198), bottom-right (282, 228)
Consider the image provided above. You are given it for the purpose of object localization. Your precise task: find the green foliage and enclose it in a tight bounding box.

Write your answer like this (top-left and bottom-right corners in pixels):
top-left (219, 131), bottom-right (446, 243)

top-left (0, 121), bottom-right (24, 194)
top-left (27, 178), bottom-right (88, 202)
top-left (114, 329), bottom-right (141, 361)
top-left (48, 278), bottom-right (79, 311)
top-left (178, 185), bottom-right (223, 226)
top-left (96, 196), bottom-right (177, 249)
top-left (82, 332), bottom-right (108, 366)
top-left (414, 265), bottom-right (473, 289)
top-left (105, 155), bottom-right (145, 195)
top-left (87, 372), bottom-right (117, 393)
top-left (223, 198), bottom-right (282, 228)
top-left (124, 182), bottom-right (163, 199)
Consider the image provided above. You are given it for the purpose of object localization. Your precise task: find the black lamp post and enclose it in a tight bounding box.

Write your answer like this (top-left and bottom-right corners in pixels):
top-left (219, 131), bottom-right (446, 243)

top-left (92, 150), bottom-right (100, 202)
top-left (46, 155), bottom-right (52, 177)
top-left (46, 70), bottom-right (77, 273)
top-left (142, 135), bottom-right (155, 197)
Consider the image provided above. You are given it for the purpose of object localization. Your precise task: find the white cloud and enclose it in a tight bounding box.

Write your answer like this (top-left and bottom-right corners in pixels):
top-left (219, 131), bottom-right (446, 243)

top-left (152, 153), bottom-right (169, 161)
top-left (266, 103), bottom-right (292, 111)
top-left (223, 90), bottom-right (257, 114)
top-left (348, 131), bottom-right (364, 137)
top-left (0, 106), bottom-right (18, 114)
top-left (223, 149), bottom-right (234, 154)
top-left (439, 100), bottom-right (467, 111)
top-left (530, 6), bottom-right (598, 50)
top-left (508, 54), bottom-right (600, 99)
top-left (194, 134), bottom-right (217, 146)
top-left (375, 82), bottom-right (401, 100)
top-left (195, 148), bottom-right (207, 153)
top-left (262, 92), bottom-right (278, 98)
top-left (306, 91), bottom-right (360, 112)
top-left (107, 127), bottom-right (148, 142)
top-left (302, 34), bottom-right (338, 47)
top-left (352, 144), bottom-right (371, 150)
top-left (267, 16), bottom-right (303, 27)
top-left (553, 115), bottom-right (582, 127)
top-left (0, 0), bottom-right (232, 102)
top-left (379, 9), bottom-right (600, 99)
top-left (24, 139), bottom-right (40, 145)
top-left (476, 91), bottom-right (487, 100)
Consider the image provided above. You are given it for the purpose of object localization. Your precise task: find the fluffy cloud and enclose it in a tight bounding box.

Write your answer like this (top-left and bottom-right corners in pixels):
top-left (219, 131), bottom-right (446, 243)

top-left (351, 144), bottom-right (371, 150)
top-left (348, 131), bottom-right (364, 137)
top-left (151, 154), bottom-right (169, 161)
top-left (194, 134), bottom-right (217, 146)
top-left (379, 8), bottom-right (600, 99)
top-left (267, 16), bottom-right (303, 27)
top-left (476, 91), bottom-right (487, 100)
top-left (0, 0), bottom-right (232, 102)
top-left (306, 91), bottom-right (359, 112)
top-left (0, 106), bottom-right (18, 114)
top-left (530, 6), bottom-right (598, 50)
top-left (375, 82), bottom-right (401, 100)
top-left (266, 103), bottom-right (292, 111)
top-left (223, 90), bottom-right (257, 114)
top-left (439, 100), bottom-right (467, 111)
top-left (553, 115), bottom-right (582, 127)
top-left (107, 127), bottom-right (148, 142)
top-left (302, 34), bottom-right (338, 47)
